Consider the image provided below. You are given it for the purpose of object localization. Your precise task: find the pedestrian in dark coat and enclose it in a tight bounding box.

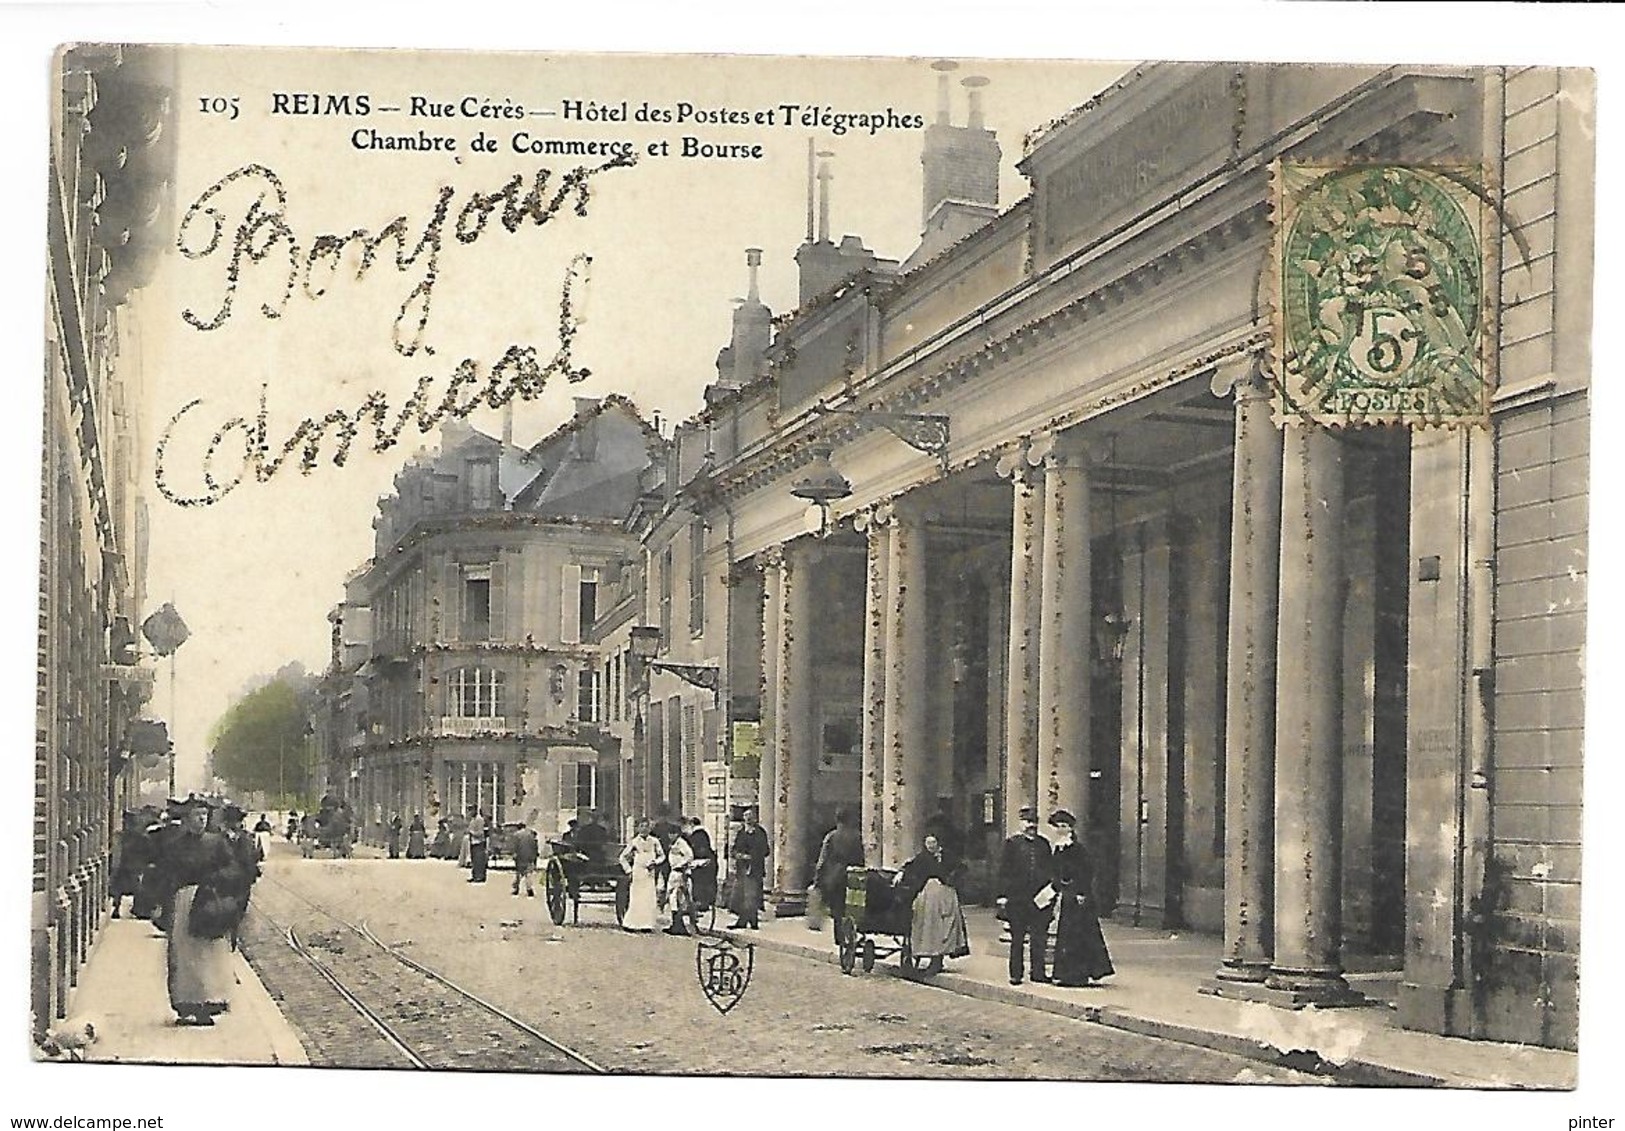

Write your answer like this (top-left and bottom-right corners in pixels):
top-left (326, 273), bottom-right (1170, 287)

top-left (110, 810), bottom-right (154, 918)
top-left (813, 808), bottom-right (865, 943)
top-left (727, 807), bottom-right (770, 929)
top-left (386, 814), bottom-right (403, 859)
top-left (406, 814), bottom-right (427, 859)
top-left (510, 823), bottom-right (540, 897)
top-left (1048, 810), bottom-right (1114, 986)
top-left (466, 810), bottom-right (489, 882)
top-left (998, 806), bottom-right (1054, 985)
top-left (682, 816), bottom-right (718, 909)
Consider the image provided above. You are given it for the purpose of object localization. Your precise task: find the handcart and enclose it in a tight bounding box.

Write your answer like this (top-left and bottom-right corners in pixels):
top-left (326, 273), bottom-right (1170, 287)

top-left (836, 865), bottom-right (922, 974)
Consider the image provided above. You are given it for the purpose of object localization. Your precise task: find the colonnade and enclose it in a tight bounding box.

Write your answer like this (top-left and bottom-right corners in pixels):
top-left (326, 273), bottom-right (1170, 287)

top-left (1209, 359), bottom-right (1360, 1005)
top-left (752, 351), bottom-right (1370, 1004)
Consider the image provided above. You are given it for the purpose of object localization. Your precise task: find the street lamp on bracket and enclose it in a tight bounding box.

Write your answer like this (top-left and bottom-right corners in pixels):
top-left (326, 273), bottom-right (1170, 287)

top-left (810, 400), bottom-right (952, 474)
top-left (789, 444), bottom-right (853, 538)
top-left (628, 624), bottom-right (721, 702)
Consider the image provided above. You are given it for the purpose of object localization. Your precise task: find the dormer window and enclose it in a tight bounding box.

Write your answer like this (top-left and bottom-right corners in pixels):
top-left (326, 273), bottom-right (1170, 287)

top-left (468, 458), bottom-right (497, 510)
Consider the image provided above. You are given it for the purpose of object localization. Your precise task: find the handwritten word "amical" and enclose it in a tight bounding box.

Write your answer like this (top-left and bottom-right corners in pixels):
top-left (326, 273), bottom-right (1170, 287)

top-left (174, 156), bottom-right (633, 358)
top-left (155, 256), bottom-right (593, 508)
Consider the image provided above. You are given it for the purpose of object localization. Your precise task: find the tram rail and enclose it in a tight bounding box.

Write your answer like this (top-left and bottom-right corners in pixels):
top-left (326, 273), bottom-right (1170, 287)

top-left (251, 871), bottom-right (604, 1073)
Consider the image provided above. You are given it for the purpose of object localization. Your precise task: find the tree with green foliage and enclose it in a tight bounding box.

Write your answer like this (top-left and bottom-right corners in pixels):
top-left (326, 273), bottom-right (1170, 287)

top-left (209, 678), bottom-right (314, 803)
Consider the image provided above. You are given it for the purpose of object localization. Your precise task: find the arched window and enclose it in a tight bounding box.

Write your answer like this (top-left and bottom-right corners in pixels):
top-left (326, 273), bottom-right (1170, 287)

top-left (449, 666), bottom-right (506, 718)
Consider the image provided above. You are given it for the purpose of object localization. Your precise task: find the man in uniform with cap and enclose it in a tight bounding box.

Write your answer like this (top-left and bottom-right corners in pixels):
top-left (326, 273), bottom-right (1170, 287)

top-left (997, 805), bottom-right (1054, 985)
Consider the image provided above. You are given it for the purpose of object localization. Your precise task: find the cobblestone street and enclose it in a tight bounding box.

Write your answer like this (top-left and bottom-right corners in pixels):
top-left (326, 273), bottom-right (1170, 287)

top-left (242, 847), bottom-right (1317, 1083)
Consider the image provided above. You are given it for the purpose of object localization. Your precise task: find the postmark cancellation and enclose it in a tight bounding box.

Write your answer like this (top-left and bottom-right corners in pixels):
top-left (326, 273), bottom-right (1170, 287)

top-left (1271, 162), bottom-right (1494, 429)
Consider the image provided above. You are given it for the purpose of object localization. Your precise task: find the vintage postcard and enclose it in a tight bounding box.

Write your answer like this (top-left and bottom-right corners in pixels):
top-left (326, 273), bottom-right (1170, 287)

top-left (30, 37), bottom-right (1594, 1104)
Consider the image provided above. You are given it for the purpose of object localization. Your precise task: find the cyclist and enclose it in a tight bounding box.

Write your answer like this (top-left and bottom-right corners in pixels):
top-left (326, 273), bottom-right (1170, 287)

top-left (663, 827), bottom-right (697, 936)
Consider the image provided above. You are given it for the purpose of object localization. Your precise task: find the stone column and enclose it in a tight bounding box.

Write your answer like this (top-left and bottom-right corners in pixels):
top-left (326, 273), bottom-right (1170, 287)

top-left (1399, 429), bottom-right (1480, 1030)
top-left (1340, 494), bottom-right (1379, 951)
top-left (998, 449), bottom-right (1044, 832)
top-left (882, 507), bottom-right (930, 867)
top-left (769, 544), bottom-right (817, 911)
top-left (1034, 432), bottom-right (1096, 820)
top-left (1268, 422), bottom-right (1358, 1005)
top-left (856, 509), bottom-right (893, 862)
top-left (1212, 363), bottom-right (1283, 987)
top-left (1119, 518), bottom-right (1173, 926)
top-left (756, 551), bottom-right (781, 852)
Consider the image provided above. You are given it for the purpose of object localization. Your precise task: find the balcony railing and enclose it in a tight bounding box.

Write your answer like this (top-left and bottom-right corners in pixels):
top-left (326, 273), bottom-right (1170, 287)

top-left (436, 716), bottom-right (509, 737)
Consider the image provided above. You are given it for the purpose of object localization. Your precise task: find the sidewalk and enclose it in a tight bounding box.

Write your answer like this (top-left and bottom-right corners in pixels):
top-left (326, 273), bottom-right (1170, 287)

top-left (48, 916), bottom-right (308, 1066)
top-left (714, 905), bottom-right (1577, 1090)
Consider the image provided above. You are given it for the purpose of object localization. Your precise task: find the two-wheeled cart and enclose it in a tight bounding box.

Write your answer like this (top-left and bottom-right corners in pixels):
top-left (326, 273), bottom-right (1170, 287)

top-left (543, 840), bottom-right (629, 926)
top-left (836, 866), bottom-right (923, 974)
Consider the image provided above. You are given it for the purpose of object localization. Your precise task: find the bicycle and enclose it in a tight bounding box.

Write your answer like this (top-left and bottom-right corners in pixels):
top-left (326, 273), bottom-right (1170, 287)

top-left (667, 861), bottom-right (718, 935)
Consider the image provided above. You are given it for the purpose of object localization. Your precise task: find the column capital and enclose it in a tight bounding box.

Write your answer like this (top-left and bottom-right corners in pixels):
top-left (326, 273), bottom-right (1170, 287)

top-left (1209, 350), bottom-right (1271, 402)
top-left (853, 495), bottom-right (937, 533)
top-left (1029, 428), bottom-right (1107, 470)
top-left (853, 503), bottom-right (894, 533)
top-left (995, 444), bottom-right (1037, 483)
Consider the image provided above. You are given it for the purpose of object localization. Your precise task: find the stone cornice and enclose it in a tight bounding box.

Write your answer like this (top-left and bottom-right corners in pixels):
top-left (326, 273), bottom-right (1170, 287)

top-left (361, 510), bottom-right (635, 594)
top-left (707, 202), bottom-right (1269, 504)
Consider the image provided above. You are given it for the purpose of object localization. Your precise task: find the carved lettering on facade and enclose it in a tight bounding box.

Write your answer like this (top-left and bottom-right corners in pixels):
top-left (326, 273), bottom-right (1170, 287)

top-left (1041, 67), bottom-right (1235, 257)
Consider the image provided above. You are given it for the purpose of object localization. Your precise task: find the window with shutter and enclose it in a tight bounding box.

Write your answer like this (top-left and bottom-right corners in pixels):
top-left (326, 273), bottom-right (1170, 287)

top-left (440, 557), bottom-right (460, 643)
top-left (561, 561), bottom-right (582, 644)
top-left (464, 565), bottom-right (487, 643)
top-left (579, 568), bottom-right (599, 634)
top-left (665, 697), bottom-right (682, 810)
top-left (660, 546), bottom-right (674, 641)
top-left (682, 702), bottom-right (700, 816)
top-left (489, 557), bottom-right (507, 642)
top-left (689, 518), bottom-right (705, 635)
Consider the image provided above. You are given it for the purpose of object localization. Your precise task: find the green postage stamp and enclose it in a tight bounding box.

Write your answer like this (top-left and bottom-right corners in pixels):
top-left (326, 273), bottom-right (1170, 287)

top-left (1273, 163), bottom-right (1494, 427)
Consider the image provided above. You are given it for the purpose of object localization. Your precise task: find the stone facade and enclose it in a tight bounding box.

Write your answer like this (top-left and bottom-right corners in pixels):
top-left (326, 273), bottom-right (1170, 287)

top-left (654, 64), bottom-right (1589, 1050)
top-left (35, 46), bottom-right (172, 1037)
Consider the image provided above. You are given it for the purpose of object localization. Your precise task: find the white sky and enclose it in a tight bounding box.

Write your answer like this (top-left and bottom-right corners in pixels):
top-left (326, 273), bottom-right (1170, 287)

top-left (4, 2), bottom-right (1623, 1126)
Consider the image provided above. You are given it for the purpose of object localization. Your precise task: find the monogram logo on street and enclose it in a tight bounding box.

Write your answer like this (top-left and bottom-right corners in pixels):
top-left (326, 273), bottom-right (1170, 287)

top-left (695, 935), bottom-right (754, 1015)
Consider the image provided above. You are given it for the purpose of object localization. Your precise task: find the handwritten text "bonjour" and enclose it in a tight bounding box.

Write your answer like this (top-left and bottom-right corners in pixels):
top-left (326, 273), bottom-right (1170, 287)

top-left (174, 155), bottom-right (633, 357)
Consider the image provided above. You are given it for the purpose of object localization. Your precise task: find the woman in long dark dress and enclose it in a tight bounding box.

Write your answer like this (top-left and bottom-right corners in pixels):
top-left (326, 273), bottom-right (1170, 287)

top-left (406, 814), bottom-right (427, 859)
top-left (1048, 810), bottom-right (1114, 987)
top-left (158, 801), bottom-right (249, 1026)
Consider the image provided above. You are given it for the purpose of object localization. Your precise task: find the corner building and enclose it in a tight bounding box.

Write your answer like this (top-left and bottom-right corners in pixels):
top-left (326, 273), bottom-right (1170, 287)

top-left (330, 400), bottom-right (661, 844)
top-left (670, 64), bottom-right (1588, 1050)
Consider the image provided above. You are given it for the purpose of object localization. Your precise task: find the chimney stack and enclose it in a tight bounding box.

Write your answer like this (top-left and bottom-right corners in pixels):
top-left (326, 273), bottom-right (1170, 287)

top-left (932, 59), bottom-right (958, 125)
top-left (746, 247), bottom-right (762, 303)
top-left (913, 64), bottom-right (1002, 263)
top-left (963, 75), bottom-right (989, 130)
top-left (804, 137), bottom-right (816, 243)
top-left (816, 150), bottom-right (835, 244)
